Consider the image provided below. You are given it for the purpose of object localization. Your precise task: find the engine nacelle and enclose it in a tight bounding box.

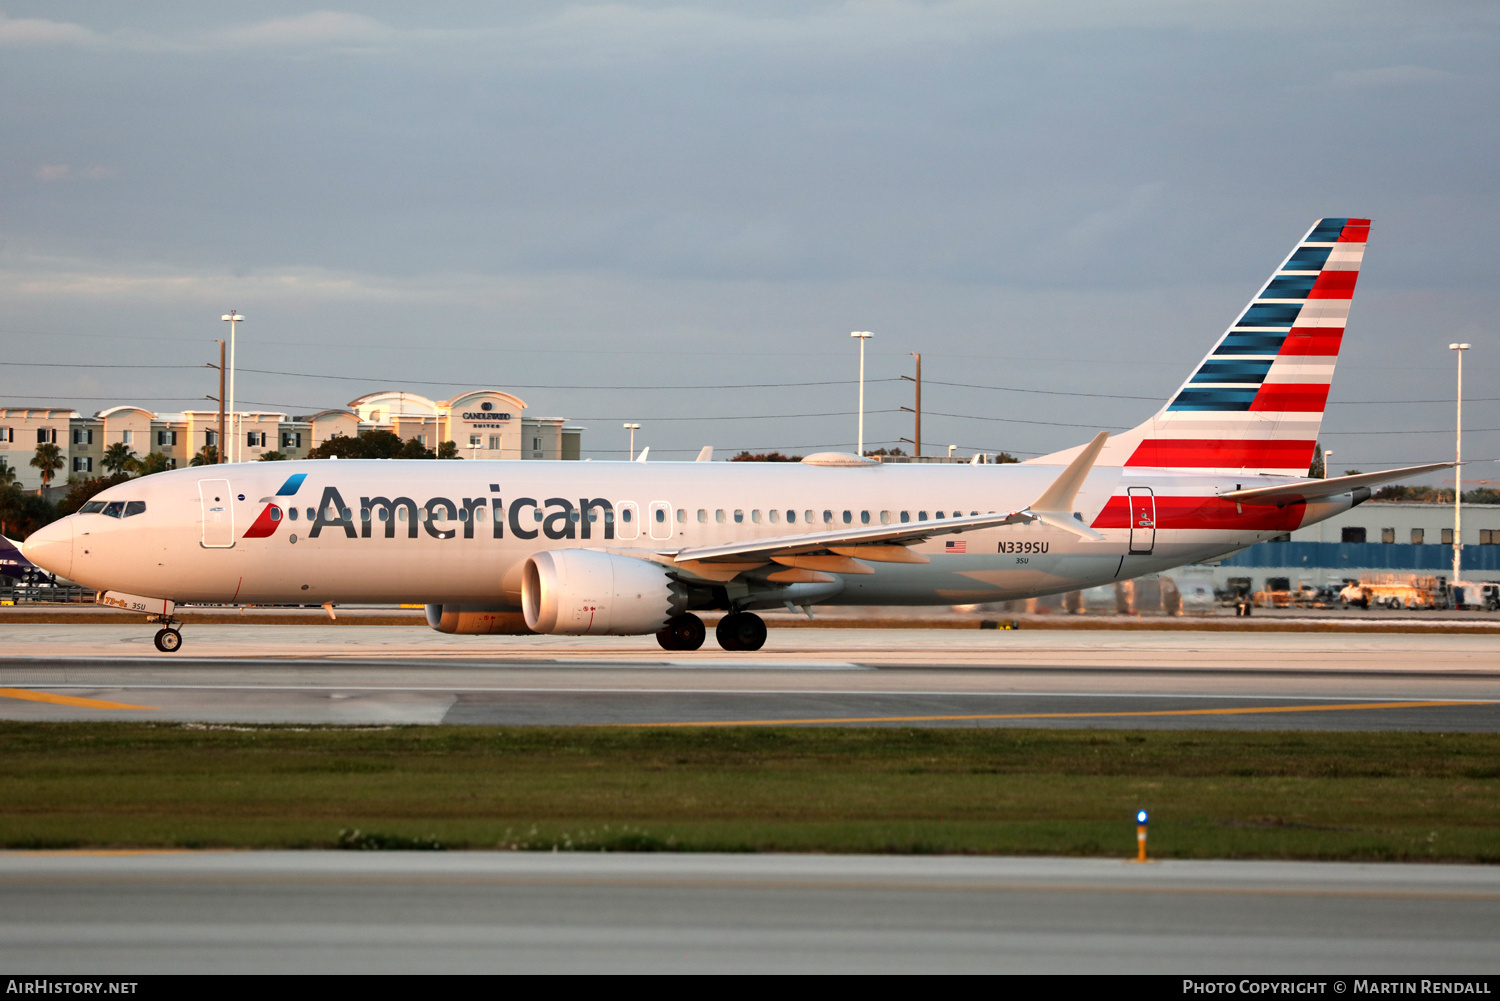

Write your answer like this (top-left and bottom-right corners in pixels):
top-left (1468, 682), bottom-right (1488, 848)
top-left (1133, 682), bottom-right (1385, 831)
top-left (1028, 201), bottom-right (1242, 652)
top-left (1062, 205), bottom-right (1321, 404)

top-left (522, 549), bottom-right (688, 635)
top-left (424, 605), bottom-right (534, 635)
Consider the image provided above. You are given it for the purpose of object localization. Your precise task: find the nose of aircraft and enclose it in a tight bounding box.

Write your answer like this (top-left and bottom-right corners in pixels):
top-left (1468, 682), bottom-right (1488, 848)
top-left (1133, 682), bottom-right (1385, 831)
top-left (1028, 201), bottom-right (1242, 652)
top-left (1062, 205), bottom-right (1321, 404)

top-left (21, 517), bottom-right (73, 580)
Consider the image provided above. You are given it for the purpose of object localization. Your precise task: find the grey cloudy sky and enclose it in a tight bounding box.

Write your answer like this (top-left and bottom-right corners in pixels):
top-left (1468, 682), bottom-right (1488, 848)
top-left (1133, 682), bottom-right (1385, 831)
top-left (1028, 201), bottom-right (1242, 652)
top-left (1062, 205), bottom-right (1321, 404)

top-left (2, 1), bottom-right (1496, 473)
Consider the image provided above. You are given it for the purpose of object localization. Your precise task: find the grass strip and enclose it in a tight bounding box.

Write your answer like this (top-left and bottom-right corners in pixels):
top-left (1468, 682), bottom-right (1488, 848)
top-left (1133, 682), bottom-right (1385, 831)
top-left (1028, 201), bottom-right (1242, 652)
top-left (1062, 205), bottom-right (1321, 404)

top-left (1, 723), bottom-right (1497, 861)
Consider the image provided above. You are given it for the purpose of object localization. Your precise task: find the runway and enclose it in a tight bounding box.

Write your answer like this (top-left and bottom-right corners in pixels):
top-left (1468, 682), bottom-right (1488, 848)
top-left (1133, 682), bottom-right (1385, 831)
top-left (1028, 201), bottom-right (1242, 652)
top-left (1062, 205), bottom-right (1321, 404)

top-left (1, 625), bottom-right (1498, 729)
top-left (2, 851), bottom-right (1496, 973)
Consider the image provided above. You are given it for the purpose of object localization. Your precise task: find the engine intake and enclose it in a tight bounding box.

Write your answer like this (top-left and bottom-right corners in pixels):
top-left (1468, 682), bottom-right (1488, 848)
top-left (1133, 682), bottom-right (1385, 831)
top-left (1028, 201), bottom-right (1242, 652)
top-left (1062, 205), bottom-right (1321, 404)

top-left (522, 549), bottom-right (688, 635)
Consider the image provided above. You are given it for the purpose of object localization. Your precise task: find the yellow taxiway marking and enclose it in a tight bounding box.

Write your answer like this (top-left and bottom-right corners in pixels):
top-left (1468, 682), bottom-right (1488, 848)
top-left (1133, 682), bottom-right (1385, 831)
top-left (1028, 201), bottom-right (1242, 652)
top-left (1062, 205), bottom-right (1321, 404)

top-left (615, 700), bottom-right (1492, 728)
top-left (0, 688), bottom-right (157, 711)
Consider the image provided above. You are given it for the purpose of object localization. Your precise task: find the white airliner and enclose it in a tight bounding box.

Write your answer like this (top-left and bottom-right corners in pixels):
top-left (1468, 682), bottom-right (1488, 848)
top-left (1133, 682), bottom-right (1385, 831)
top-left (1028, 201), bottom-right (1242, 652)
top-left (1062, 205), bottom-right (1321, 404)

top-left (21, 218), bottom-right (1447, 653)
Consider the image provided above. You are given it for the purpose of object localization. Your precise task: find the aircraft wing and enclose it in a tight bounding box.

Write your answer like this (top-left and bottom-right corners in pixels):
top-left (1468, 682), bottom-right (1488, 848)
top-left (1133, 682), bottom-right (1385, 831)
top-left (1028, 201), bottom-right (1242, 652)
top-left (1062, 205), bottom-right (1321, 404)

top-left (671, 431), bottom-right (1112, 565)
top-left (672, 509), bottom-right (1035, 564)
top-left (1219, 462), bottom-right (1455, 505)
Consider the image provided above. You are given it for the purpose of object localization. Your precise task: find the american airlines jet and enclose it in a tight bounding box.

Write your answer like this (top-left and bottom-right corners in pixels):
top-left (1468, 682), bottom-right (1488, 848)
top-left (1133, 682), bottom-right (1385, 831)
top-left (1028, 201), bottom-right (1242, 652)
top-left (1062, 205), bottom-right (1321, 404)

top-left (20, 218), bottom-right (1446, 653)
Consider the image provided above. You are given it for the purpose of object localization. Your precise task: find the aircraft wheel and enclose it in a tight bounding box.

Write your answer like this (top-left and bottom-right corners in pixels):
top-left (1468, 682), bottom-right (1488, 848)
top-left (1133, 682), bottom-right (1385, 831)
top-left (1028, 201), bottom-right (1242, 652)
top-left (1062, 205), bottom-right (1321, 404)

top-left (1389, 597), bottom-right (1404, 610)
top-left (154, 628), bottom-right (182, 653)
top-left (656, 613), bottom-right (706, 652)
top-left (716, 612), bottom-right (766, 652)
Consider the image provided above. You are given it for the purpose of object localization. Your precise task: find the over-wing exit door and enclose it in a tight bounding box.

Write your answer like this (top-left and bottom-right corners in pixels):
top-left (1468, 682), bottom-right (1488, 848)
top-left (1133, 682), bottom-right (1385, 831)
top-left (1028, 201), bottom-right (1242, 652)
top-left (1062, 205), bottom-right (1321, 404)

top-left (1127, 487), bottom-right (1156, 555)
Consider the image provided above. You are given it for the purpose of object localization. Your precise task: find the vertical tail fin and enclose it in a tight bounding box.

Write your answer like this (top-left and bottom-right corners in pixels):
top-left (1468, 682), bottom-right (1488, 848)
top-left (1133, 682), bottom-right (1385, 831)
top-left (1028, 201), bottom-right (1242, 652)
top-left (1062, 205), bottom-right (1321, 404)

top-left (1035, 218), bottom-right (1368, 474)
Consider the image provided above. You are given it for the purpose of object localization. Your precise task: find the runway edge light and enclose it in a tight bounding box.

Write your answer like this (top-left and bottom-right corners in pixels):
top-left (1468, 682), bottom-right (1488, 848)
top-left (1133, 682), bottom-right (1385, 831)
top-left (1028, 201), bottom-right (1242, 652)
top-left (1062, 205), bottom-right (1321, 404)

top-left (1136, 810), bottom-right (1149, 863)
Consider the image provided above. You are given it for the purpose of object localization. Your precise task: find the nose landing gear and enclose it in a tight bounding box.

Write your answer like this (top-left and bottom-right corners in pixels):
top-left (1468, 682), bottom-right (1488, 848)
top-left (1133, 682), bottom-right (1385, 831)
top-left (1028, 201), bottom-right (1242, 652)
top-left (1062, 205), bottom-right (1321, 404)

top-left (147, 613), bottom-right (184, 653)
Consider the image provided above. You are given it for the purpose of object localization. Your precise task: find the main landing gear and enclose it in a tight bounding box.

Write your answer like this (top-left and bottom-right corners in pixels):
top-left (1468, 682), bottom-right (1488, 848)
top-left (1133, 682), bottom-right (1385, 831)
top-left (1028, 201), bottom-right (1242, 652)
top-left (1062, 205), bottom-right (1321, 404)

top-left (657, 613), bottom-right (706, 651)
top-left (715, 611), bottom-right (767, 652)
top-left (655, 611), bottom-right (768, 652)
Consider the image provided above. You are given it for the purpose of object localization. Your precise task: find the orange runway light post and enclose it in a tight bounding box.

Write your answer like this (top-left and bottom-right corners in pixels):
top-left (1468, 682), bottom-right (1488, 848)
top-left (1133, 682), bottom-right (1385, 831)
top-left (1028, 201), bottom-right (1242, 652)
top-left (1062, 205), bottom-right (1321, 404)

top-left (1136, 810), bottom-right (1149, 862)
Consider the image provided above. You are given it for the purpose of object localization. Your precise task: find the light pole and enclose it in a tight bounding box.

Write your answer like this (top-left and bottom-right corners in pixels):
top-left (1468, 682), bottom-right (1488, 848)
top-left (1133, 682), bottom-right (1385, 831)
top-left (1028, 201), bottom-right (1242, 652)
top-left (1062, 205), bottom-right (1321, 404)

top-left (1318, 448), bottom-right (1331, 547)
top-left (850, 331), bottom-right (872, 456)
top-left (623, 423), bottom-right (640, 461)
top-left (221, 312), bottom-right (243, 462)
top-left (1450, 343), bottom-right (1470, 586)
top-left (947, 444), bottom-right (957, 459)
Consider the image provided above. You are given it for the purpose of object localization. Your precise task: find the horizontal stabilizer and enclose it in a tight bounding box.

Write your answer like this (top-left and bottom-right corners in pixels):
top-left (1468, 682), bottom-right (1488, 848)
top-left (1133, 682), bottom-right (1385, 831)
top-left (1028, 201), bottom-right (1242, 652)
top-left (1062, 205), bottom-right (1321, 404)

top-left (1025, 431), bottom-right (1109, 542)
top-left (1219, 462), bottom-right (1454, 505)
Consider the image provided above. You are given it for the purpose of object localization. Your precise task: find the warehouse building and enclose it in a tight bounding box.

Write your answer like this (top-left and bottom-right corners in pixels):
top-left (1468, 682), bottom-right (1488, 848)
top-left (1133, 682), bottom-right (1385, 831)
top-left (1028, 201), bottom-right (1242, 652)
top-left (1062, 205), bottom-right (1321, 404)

top-left (0, 390), bottom-right (583, 491)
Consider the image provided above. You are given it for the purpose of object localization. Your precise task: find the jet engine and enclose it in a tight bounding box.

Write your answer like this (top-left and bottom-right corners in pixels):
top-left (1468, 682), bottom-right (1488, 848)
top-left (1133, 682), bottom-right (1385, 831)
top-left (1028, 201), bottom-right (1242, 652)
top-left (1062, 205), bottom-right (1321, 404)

top-left (424, 606), bottom-right (533, 635)
top-left (522, 549), bottom-right (688, 635)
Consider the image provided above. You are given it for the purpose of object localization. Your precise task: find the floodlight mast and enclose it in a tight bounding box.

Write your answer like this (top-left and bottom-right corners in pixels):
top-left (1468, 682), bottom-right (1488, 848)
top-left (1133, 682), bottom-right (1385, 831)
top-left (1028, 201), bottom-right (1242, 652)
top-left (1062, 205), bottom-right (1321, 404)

top-left (850, 332), bottom-right (872, 456)
top-left (221, 312), bottom-right (243, 462)
top-left (1451, 343), bottom-right (1470, 586)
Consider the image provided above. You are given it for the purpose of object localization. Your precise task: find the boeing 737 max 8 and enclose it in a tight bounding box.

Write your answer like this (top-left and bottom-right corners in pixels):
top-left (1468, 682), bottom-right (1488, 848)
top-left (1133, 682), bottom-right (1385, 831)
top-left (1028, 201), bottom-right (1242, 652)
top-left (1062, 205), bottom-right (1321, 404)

top-left (20, 218), bottom-right (1448, 652)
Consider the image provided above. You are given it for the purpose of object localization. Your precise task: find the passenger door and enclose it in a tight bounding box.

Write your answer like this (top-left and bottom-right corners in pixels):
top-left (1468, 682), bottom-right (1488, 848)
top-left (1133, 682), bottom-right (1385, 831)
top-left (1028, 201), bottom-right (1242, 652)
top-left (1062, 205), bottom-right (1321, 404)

top-left (199, 478), bottom-right (235, 548)
top-left (1127, 487), bottom-right (1156, 555)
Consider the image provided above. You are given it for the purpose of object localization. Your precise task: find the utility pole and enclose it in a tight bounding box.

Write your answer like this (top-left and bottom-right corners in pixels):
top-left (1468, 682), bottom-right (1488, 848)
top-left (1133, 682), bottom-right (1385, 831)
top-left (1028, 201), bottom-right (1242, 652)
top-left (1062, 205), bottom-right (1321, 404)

top-left (205, 340), bottom-right (226, 464)
top-left (900, 351), bottom-right (922, 458)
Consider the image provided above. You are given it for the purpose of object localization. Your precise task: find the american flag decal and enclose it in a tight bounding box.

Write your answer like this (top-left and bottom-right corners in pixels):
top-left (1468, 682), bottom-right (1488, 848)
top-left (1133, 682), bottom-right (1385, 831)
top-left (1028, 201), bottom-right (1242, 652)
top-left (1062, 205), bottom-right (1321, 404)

top-left (945, 540), bottom-right (967, 554)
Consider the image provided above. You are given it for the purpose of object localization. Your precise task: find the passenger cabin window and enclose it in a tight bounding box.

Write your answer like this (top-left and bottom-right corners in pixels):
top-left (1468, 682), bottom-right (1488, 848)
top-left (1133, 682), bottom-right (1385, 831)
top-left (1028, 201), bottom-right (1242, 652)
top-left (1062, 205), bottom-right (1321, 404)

top-left (697, 509), bottom-right (707, 523)
top-left (880, 511), bottom-right (891, 524)
top-left (769, 510), bottom-right (780, 524)
top-left (842, 511), bottom-right (852, 524)
top-left (900, 511), bottom-right (910, 523)
top-left (734, 509), bottom-right (744, 523)
top-left (621, 508), bottom-right (633, 523)
top-left (655, 508), bottom-right (666, 523)
top-left (751, 510), bottom-right (761, 523)
top-left (676, 509), bottom-right (686, 523)
top-left (288, 508), bottom-right (298, 521)
top-left (860, 511), bottom-right (870, 524)
top-left (716, 510), bottom-right (726, 524)
top-left (805, 510), bottom-right (815, 524)
top-left (918, 511), bottom-right (927, 521)
top-left (787, 510), bottom-right (796, 523)
top-left (823, 510), bottom-right (833, 524)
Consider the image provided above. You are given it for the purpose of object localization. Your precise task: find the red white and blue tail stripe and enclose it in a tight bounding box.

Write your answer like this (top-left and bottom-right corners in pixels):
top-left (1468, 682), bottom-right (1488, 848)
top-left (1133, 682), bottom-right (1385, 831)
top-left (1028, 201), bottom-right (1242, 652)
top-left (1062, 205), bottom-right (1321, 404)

top-left (1039, 218), bottom-right (1368, 475)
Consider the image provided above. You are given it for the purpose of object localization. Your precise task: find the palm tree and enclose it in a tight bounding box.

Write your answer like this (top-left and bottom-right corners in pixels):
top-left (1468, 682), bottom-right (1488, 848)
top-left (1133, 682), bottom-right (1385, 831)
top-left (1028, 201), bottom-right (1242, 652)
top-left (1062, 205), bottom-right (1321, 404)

top-left (137, 452), bottom-right (172, 475)
top-left (30, 442), bottom-right (63, 491)
top-left (189, 445), bottom-right (219, 466)
top-left (102, 442), bottom-right (138, 476)
top-left (0, 458), bottom-right (16, 487)
top-left (257, 451), bottom-right (288, 461)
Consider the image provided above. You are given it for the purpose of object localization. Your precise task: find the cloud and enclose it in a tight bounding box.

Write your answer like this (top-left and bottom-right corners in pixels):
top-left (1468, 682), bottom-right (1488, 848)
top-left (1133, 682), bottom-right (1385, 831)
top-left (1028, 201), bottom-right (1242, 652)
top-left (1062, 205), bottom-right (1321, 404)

top-left (31, 165), bottom-right (116, 182)
top-left (0, 14), bottom-right (105, 48)
top-left (1333, 65), bottom-right (1455, 88)
top-left (204, 11), bottom-right (397, 50)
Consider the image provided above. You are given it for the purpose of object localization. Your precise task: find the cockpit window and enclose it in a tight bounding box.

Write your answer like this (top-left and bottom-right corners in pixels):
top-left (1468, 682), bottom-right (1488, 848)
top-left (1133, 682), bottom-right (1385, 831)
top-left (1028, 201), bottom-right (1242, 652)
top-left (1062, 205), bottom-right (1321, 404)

top-left (101, 501), bottom-right (126, 518)
top-left (124, 501), bottom-right (146, 518)
top-left (79, 501), bottom-right (106, 514)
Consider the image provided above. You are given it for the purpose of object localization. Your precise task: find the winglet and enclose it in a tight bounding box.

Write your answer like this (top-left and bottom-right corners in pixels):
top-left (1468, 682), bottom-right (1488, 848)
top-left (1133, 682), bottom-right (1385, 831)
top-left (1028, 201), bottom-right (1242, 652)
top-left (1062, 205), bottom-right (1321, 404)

top-left (695, 446), bottom-right (713, 462)
top-left (635, 447), bottom-right (650, 463)
top-left (1027, 431), bottom-right (1109, 542)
